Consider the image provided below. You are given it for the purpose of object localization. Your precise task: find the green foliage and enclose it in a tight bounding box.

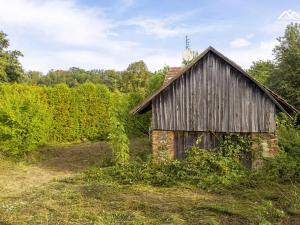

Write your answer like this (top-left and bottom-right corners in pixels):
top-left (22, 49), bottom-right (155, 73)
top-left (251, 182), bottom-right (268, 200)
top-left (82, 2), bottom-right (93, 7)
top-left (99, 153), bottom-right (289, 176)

top-left (0, 84), bottom-right (51, 155)
top-left (145, 66), bottom-right (167, 96)
top-left (247, 60), bottom-right (274, 84)
top-left (108, 118), bottom-right (130, 165)
top-left (108, 91), bottom-right (130, 165)
top-left (0, 82), bottom-right (135, 155)
top-left (247, 23), bottom-right (300, 109)
top-left (277, 114), bottom-right (300, 161)
top-left (85, 135), bottom-right (250, 189)
top-left (258, 115), bottom-right (300, 183)
top-left (267, 23), bottom-right (300, 108)
top-left (76, 83), bottom-right (111, 140)
top-left (126, 92), bottom-right (151, 137)
top-left (47, 83), bottom-right (78, 142)
top-left (121, 61), bottom-right (150, 93)
top-left (0, 31), bottom-right (24, 83)
top-left (262, 152), bottom-right (299, 183)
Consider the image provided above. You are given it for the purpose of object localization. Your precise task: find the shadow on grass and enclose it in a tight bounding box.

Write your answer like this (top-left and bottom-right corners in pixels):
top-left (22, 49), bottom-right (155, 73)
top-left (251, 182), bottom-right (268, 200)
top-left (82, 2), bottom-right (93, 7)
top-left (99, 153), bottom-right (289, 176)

top-left (34, 142), bottom-right (113, 173)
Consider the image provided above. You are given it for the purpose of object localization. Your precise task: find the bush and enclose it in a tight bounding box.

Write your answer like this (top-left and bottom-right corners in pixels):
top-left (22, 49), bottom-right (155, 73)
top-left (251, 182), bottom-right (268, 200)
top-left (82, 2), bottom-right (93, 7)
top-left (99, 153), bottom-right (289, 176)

top-left (262, 152), bottom-right (300, 183)
top-left (257, 116), bottom-right (300, 183)
top-left (109, 118), bottom-right (129, 165)
top-left (0, 84), bottom-right (51, 155)
top-left (84, 135), bottom-right (250, 189)
top-left (277, 115), bottom-right (300, 161)
top-left (47, 83), bottom-right (78, 142)
top-left (0, 83), bottom-right (133, 155)
top-left (76, 83), bottom-right (111, 141)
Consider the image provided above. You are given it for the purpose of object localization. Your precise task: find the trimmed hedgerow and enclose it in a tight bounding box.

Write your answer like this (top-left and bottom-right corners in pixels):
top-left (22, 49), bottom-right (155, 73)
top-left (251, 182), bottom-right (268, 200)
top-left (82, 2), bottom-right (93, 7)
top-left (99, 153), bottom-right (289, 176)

top-left (47, 83), bottom-right (79, 142)
top-left (0, 83), bottom-right (132, 158)
top-left (0, 84), bottom-right (51, 155)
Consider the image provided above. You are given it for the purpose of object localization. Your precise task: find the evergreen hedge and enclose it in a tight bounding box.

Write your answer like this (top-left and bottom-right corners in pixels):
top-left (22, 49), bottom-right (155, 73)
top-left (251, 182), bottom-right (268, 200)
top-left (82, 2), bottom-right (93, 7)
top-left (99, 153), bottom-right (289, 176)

top-left (0, 82), bottom-right (144, 156)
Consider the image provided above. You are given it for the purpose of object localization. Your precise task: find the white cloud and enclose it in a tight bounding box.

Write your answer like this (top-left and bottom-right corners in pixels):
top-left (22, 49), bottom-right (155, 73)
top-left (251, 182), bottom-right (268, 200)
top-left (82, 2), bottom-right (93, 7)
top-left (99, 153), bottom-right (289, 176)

top-left (230, 38), bottom-right (251, 48)
top-left (225, 39), bottom-right (278, 69)
top-left (125, 13), bottom-right (218, 39)
top-left (1, 0), bottom-right (278, 74)
top-left (0, 0), bottom-right (185, 73)
top-left (0, 0), bottom-right (147, 72)
top-left (0, 0), bottom-right (117, 46)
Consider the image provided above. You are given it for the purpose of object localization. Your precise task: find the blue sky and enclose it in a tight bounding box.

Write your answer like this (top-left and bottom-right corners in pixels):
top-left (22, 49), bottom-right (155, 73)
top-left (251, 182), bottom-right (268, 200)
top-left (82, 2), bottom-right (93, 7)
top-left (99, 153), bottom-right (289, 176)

top-left (0, 0), bottom-right (299, 73)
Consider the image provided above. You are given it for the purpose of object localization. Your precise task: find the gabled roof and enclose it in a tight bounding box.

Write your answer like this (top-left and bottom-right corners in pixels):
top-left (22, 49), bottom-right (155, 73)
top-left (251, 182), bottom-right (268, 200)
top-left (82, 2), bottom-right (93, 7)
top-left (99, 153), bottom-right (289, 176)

top-left (132, 46), bottom-right (298, 116)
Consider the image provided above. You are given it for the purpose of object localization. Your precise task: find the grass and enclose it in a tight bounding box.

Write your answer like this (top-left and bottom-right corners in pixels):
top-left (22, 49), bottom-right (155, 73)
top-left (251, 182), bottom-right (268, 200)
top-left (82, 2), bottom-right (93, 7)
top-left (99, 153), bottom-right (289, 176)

top-left (0, 138), bottom-right (299, 225)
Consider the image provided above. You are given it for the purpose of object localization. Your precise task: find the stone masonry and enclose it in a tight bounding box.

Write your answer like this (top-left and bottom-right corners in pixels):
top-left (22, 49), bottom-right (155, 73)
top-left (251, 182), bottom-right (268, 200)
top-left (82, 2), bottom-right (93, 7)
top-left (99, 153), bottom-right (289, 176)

top-left (151, 130), bottom-right (175, 161)
top-left (151, 130), bottom-right (279, 169)
top-left (250, 133), bottom-right (279, 169)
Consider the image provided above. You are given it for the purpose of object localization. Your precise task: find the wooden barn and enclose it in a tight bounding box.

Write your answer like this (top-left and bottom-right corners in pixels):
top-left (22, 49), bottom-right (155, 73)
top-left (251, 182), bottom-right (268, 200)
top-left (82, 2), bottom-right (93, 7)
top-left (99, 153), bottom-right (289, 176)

top-left (132, 47), bottom-right (297, 165)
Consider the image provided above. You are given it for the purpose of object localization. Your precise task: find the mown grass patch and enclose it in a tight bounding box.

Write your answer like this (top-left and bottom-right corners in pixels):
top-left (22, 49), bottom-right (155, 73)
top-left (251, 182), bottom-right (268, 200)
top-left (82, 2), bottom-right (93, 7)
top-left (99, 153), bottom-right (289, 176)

top-left (0, 172), bottom-right (299, 225)
top-left (0, 137), bottom-right (299, 224)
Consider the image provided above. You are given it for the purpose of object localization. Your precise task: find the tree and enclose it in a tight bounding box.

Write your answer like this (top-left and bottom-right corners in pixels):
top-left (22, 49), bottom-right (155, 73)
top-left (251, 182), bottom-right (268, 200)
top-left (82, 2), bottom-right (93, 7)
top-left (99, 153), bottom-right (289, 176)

top-left (0, 31), bottom-right (24, 82)
top-left (267, 23), bottom-right (300, 109)
top-left (247, 60), bottom-right (275, 85)
top-left (121, 61), bottom-right (151, 93)
top-left (24, 71), bottom-right (44, 85)
top-left (146, 65), bottom-right (168, 96)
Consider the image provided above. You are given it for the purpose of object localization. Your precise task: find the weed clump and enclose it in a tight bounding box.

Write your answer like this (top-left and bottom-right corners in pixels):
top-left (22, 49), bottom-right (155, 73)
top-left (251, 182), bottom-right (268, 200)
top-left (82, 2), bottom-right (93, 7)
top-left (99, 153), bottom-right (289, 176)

top-left (85, 135), bottom-right (251, 190)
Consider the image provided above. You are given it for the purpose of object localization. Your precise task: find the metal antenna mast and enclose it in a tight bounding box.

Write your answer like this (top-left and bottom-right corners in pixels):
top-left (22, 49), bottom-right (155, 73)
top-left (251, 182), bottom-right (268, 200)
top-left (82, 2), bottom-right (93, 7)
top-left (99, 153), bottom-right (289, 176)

top-left (185, 35), bottom-right (190, 50)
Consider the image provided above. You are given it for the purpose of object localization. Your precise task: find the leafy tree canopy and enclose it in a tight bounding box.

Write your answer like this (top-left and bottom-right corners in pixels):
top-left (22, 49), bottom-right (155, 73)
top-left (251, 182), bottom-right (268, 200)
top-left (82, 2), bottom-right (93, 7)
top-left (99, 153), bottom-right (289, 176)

top-left (0, 31), bottom-right (24, 82)
top-left (247, 60), bottom-right (274, 84)
top-left (267, 23), bottom-right (300, 109)
top-left (248, 23), bottom-right (300, 109)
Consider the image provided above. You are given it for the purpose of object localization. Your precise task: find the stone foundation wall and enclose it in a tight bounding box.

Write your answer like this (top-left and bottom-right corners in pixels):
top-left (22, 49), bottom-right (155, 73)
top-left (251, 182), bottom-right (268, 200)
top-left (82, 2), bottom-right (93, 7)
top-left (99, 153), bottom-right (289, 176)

top-left (250, 133), bottom-right (279, 170)
top-left (151, 130), bottom-right (279, 168)
top-left (151, 130), bottom-right (175, 161)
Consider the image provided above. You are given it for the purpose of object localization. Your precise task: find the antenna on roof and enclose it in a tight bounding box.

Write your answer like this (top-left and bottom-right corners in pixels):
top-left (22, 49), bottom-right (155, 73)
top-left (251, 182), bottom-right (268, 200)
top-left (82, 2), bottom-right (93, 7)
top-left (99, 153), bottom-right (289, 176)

top-left (183, 35), bottom-right (193, 62)
top-left (185, 35), bottom-right (190, 50)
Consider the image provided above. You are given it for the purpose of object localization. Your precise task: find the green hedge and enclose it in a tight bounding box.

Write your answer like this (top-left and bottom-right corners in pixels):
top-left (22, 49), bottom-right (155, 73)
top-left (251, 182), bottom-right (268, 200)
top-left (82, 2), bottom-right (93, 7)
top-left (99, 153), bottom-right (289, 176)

top-left (0, 83), bottom-right (143, 156)
top-left (0, 84), bottom-right (51, 155)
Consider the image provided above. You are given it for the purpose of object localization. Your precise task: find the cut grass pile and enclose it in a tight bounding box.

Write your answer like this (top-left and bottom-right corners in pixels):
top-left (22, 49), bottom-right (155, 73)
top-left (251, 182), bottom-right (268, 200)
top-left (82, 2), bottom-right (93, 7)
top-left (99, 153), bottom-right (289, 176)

top-left (0, 139), bottom-right (299, 225)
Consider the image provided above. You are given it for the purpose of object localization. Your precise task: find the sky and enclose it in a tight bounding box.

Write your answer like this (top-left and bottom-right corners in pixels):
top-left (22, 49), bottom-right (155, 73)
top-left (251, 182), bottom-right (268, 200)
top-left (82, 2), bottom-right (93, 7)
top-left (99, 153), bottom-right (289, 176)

top-left (0, 0), bottom-right (299, 74)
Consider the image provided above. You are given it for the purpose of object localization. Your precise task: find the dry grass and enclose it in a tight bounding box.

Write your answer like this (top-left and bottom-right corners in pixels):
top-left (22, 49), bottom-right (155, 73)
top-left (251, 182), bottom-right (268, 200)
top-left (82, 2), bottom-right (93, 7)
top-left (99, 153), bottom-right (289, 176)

top-left (0, 141), bottom-right (112, 198)
top-left (0, 138), bottom-right (299, 225)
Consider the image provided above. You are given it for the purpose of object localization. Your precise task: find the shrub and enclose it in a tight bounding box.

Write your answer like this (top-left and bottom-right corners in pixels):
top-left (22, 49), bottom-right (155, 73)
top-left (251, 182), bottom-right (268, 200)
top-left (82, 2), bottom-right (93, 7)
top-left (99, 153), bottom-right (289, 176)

top-left (47, 83), bottom-right (78, 142)
top-left (235, 116), bottom-right (300, 186)
top-left (257, 117), bottom-right (300, 183)
top-left (0, 84), bottom-right (51, 155)
top-left (75, 83), bottom-right (111, 141)
top-left (109, 118), bottom-right (130, 165)
top-left (85, 135), bottom-right (249, 189)
top-left (0, 83), bottom-right (133, 155)
top-left (277, 115), bottom-right (300, 161)
top-left (262, 152), bottom-right (300, 183)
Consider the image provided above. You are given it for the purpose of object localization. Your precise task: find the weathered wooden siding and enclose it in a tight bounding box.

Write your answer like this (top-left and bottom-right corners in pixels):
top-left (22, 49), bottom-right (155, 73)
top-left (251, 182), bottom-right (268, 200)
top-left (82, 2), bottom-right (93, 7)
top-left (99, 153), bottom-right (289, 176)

top-left (174, 131), bottom-right (223, 159)
top-left (152, 52), bottom-right (276, 132)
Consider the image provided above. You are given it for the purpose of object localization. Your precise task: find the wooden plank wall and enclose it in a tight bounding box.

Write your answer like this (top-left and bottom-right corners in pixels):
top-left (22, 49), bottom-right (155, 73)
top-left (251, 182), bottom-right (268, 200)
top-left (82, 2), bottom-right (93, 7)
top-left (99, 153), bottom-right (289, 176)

top-left (174, 131), bottom-right (223, 159)
top-left (152, 52), bottom-right (276, 132)
top-left (174, 131), bottom-right (252, 169)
